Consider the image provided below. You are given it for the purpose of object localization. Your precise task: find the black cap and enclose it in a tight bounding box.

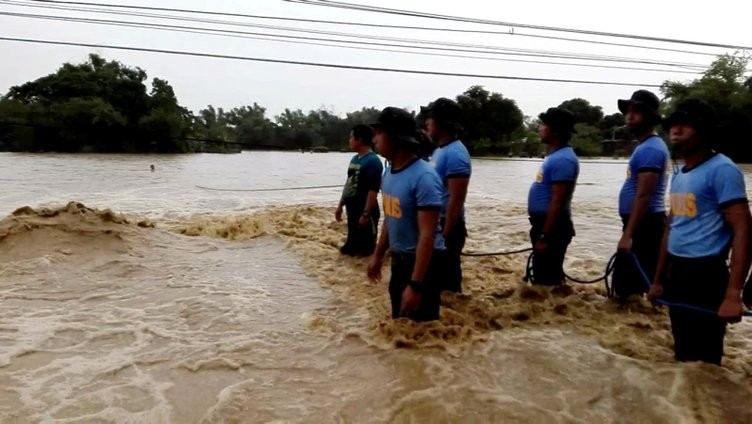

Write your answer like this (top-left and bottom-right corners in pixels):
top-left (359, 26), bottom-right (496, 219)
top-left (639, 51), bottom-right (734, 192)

top-left (371, 107), bottom-right (418, 145)
top-left (618, 90), bottom-right (661, 121)
top-left (539, 107), bottom-right (577, 134)
top-left (662, 99), bottom-right (717, 134)
top-left (424, 97), bottom-right (463, 129)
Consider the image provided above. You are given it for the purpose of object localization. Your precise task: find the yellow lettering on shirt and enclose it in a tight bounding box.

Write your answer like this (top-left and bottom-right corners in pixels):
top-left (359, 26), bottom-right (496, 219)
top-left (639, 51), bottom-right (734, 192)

top-left (670, 193), bottom-right (697, 217)
top-left (383, 194), bottom-right (402, 218)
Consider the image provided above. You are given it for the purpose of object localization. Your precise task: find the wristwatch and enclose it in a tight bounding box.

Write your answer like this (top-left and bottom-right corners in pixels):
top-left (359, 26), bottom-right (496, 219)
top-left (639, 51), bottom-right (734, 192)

top-left (538, 234), bottom-right (549, 242)
top-left (361, 211), bottom-right (370, 218)
top-left (408, 280), bottom-right (425, 293)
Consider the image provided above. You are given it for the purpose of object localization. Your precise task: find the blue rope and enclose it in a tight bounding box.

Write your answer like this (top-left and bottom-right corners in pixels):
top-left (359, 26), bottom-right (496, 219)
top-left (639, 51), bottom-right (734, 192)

top-left (628, 252), bottom-right (752, 318)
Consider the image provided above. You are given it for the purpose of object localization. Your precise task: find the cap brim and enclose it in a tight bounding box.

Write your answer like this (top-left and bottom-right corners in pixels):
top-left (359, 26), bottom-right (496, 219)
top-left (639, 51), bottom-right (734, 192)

top-left (617, 99), bottom-right (631, 114)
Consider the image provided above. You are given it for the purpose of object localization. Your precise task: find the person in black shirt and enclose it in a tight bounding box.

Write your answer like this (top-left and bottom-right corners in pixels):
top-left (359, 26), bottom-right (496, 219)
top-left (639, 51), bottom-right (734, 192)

top-left (336, 124), bottom-right (384, 256)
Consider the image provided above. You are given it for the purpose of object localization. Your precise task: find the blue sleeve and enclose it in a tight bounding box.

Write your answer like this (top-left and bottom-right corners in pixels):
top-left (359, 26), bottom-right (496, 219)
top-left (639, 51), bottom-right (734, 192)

top-left (415, 171), bottom-right (443, 210)
top-left (445, 150), bottom-right (472, 179)
top-left (633, 147), bottom-right (667, 173)
top-left (549, 157), bottom-right (578, 183)
top-left (713, 163), bottom-right (748, 207)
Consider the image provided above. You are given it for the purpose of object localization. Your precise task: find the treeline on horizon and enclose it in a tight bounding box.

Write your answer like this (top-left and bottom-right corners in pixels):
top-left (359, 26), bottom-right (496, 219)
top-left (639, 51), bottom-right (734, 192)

top-left (0, 53), bottom-right (751, 161)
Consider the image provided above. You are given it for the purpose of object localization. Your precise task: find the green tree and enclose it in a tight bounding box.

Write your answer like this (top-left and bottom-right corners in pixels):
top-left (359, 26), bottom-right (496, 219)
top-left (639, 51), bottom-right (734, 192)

top-left (427, 85), bottom-right (524, 155)
top-left (570, 123), bottom-right (603, 156)
top-left (1, 54), bottom-right (204, 153)
top-left (662, 53), bottom-right (752, 162)
top-left (558, 98), bottom-right (604, 126)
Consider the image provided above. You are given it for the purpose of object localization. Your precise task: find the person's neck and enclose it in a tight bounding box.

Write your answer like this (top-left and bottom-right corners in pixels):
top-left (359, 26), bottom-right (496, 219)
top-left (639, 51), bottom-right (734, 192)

top-left (357, 146), bottom-right (372, 157)
top-left (437, 134), bottom-right (455, 147)
top-left (390, 151), bottom-right (417, 170)
top-left (546, 141), bottom-right (565, 154)
top-left (682, 148), bottom-right (713, 170)
top-left (634, 129), bottom-right (655, 143)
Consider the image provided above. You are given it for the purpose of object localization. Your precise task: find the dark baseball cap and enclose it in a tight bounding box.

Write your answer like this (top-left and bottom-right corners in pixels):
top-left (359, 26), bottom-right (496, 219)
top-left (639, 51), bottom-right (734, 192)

top-left (371, 107), bottom-right (419, 145)
top-left (539, 107), bottom-right (577, 134)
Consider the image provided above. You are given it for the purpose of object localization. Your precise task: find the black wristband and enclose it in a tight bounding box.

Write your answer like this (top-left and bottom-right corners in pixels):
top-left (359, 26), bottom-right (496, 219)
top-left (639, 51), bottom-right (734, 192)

top-left (361, 211), bottom-right (370, 217)
top-left (408, 280), bottom-right (425, 293)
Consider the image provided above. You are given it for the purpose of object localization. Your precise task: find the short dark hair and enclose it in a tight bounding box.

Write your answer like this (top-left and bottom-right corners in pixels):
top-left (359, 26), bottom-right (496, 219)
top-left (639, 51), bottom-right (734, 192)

top-left (351, 124), bottom-right (373, 146)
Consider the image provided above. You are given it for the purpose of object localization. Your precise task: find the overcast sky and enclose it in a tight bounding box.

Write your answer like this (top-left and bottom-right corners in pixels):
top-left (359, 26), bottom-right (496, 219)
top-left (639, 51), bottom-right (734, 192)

top-left (0, 0), bottom-right (750, 119)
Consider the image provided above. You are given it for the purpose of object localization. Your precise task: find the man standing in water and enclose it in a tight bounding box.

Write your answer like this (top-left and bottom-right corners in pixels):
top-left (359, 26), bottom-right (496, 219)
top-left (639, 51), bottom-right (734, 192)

top-left (527, 107), bottom-right (580, 286)
top-left (425, 98), bottom-right (471, 293)
top-left (650, 99), bottom-right (750, 365)
top-left (612, 90), bottom-right (670, 302)
top-left (367, 107), bottom-right (446, 322)
top-left (336, 124), bottom-right (384, 257)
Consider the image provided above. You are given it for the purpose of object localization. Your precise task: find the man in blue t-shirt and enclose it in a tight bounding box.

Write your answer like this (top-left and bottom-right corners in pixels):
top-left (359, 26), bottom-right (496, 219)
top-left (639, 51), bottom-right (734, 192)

top-left (336, 124), bottom-right (384, 257)
top-left (650, 99), bottom-right (751, 366)
top-left (611, 90), bottom-right (670, 302)
top-left (527, 107), bottom-right (580, 285)
top-left (366, 107), bottom-right (446, 322)
top-left (425, 97), bottom-right (472, 293)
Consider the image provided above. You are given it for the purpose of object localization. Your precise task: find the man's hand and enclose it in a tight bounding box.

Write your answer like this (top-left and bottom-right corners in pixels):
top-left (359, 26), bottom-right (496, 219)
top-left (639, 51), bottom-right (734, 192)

top-left (367, 256), bottom-right (383, 281)
top-left (400, 286), bottom-right (422, 316)
top-left (335, 205), bottom-right (343, 222)
top-left (718, 296), bottom-right (744, 323)
top-left (617, 235), bottom-right (632, 253)
top-left (359, 215), bottom-right (370, 228)
top-left (647, 282), bottom-right (663, 304)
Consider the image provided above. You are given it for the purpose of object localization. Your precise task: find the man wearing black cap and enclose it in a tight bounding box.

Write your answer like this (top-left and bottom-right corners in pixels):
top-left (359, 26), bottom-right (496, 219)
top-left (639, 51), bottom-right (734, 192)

top-left (425, 97), bottom-right (472, 293)
top-left (611, 90), bottom-right (670, 302)
top-left (336, 124), bottom-right (384, 257)
top-left (527, 107), bottom-right (580, 285)
top-left (366, 107), bottom-right (446, 321)
top-left (650, 99), bottom-right (751, 365)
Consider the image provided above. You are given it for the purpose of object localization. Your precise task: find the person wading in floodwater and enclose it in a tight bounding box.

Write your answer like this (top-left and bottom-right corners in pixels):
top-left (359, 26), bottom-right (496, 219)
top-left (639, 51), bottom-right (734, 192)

top-left (335, 125), bottom-right (384, 257)
top-left (527, 107), bottom-right (580, 286)
top-left (425, 98), bottom-right (471, 293)
top-left (612, 90), bottom-right (670, 303)
top-left (367, 107), bottom-right (446, 322)
top-left (650, 99), bottom-right (751, 366)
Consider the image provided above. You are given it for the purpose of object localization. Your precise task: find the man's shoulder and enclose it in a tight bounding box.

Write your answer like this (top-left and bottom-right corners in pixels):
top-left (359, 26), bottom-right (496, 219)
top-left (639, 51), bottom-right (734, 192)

top-left (551, 147), bottom-right (579, 164)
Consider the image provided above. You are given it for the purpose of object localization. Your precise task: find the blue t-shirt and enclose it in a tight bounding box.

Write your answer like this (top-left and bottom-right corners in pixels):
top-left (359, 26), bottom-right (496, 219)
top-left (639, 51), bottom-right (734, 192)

top-left (430, 139), bottom-right (472, 217)
top-left (527, 146), bottom-right (580, 216)
top-left (618, 135), bottom-right (670, 215)
top-left (668, 154), bottom-right (747, 258)
top-left (382, 159), bottom-right (446, 254)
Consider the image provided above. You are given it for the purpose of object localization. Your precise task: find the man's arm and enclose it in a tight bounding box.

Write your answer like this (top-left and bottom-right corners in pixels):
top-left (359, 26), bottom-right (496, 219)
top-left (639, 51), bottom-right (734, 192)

top-left (412, 209), bottom-right (440, 282)
top-left (373, 220), bottom-right (389, 260)
top-left (620, 172), bottom-right (660, 250)
top-left (367, 221), bottom-right (390, 280)
top-left (443, 177), bottom-right (469, 237)
top-left (719, 203), bottom-right (752, 319)
top-left (648, 214), bottom-right (671, 302)
top-left (541, 183), bottom-right (574, 238)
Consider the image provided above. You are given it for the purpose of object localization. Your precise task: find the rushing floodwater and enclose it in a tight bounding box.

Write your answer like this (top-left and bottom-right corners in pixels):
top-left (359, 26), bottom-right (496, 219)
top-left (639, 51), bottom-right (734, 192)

top-left (1, 151), bottom-right (751, 423)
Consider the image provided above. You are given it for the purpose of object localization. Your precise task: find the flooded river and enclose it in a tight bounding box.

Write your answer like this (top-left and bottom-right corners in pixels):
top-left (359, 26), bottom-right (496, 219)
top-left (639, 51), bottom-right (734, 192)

top-left (1, 152), bottom-right (750, 423)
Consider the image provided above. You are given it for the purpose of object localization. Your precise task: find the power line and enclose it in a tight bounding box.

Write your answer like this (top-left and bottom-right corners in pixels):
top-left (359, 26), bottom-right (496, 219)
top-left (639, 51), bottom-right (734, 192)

top-left (285, 0), bottom-right (752, 50)
top-left (12, 0), bottom-right (722, 57)
top-left (0, 11), bottom-right (702, 75)
top-left (0, 36), bottom-right (665, 87)
top-left (0, 0), bottom-right (710, 70)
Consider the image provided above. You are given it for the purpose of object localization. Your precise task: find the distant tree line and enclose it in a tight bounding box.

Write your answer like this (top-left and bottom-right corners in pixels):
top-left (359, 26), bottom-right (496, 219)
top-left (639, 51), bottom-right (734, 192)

top-left (1, 53), bottom-right (750, 160)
